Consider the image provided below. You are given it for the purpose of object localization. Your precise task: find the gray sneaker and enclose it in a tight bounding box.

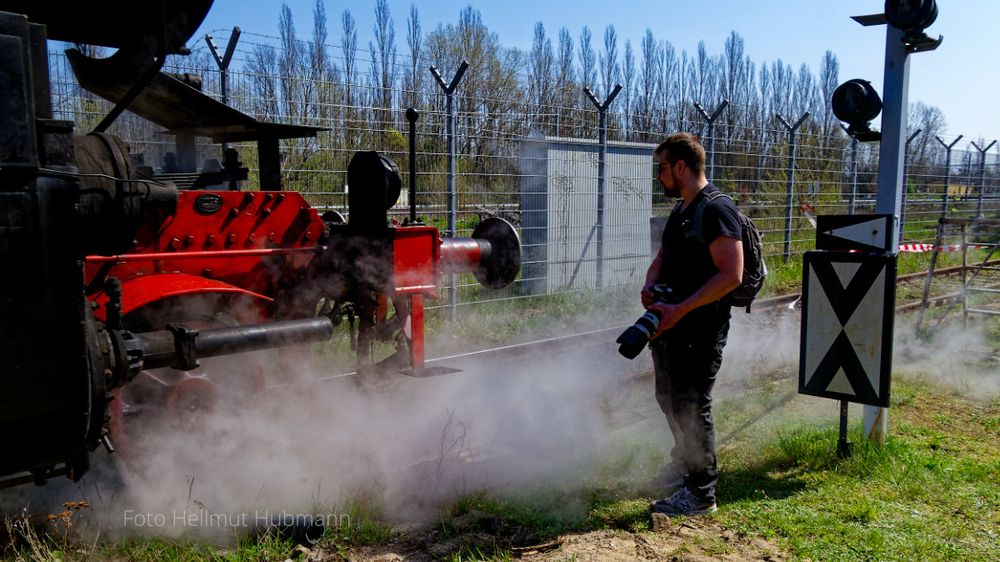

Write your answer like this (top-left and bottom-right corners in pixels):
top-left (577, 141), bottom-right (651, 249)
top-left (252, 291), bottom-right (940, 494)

top-left (650, 487), bottom-right (717, 517)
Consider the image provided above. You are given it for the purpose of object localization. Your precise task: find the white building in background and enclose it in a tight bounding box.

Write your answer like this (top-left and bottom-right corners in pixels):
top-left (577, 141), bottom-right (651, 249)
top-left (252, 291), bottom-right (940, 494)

top-left (520, 135), bottom-right (654, 294)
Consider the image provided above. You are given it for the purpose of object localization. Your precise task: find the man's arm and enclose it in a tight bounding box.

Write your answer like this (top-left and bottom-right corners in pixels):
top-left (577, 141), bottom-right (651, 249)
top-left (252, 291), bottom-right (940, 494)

top-left (649, 235), bottom-right (743, 338)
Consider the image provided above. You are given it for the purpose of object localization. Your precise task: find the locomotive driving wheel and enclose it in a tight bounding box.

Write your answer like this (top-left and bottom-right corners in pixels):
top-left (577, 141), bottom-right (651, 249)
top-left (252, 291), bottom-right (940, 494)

top-left (109, 295), bottom-right (268, 461)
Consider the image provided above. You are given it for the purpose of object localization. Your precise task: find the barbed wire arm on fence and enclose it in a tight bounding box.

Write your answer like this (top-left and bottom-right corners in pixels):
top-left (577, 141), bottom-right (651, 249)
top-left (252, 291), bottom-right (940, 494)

top-left (934, 135), bottom-right (964, 214)
top-left (970, 139), bottom-right (997, 217)
top-left (430, 60), bottom-right (469, 95)
top-left (694, 100), bottom-right (729, 182)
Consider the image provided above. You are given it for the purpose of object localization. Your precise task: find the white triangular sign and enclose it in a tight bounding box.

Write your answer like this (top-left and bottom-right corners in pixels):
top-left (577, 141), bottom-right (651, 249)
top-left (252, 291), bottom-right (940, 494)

top-left (826, 367), bottom-right (855, 396)
top-left (831, 261), bottom-right (862, 289)
top-left (823, 218), bottom-right (886, 250)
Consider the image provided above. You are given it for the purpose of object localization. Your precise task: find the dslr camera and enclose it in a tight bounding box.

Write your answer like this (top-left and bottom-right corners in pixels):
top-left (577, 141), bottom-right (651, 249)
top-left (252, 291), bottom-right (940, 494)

top-left (616, 284), bottom-right (678, 359)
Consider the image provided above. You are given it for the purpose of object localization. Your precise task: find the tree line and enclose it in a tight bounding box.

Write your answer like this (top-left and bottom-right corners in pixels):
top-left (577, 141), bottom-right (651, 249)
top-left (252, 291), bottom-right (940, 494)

top-left (61, 0), bottom-right (991, 228)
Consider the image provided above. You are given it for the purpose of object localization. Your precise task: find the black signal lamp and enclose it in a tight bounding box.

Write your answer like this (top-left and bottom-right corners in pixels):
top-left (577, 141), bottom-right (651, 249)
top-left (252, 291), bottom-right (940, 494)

top-left (884, 0), bottom-right (942, 52)
top-left (832, 79), bottom-right (883, 142)
top-left (885, 0), bottom-right (937, 33)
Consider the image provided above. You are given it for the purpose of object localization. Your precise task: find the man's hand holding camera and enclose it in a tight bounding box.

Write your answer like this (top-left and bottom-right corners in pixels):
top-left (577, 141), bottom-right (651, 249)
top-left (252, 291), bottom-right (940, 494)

top-left (640, 282), bottom-right (657, 308)
top-left (648, 301), bottom-right (687, 340)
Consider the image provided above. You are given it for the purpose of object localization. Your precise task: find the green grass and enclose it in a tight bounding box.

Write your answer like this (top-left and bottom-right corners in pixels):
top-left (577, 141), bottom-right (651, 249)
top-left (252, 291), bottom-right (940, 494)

top-left (7, 374), bottom-right (997, 560)
top-left (720, 423), bottom-right (999, 560)
top-left (427, 373), bottom-right (999, 561)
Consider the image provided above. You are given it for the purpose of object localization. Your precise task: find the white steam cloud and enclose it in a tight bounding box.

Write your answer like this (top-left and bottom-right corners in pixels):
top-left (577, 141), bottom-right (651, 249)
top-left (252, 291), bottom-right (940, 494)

top-left (2, 302), bottom-right (995, 544)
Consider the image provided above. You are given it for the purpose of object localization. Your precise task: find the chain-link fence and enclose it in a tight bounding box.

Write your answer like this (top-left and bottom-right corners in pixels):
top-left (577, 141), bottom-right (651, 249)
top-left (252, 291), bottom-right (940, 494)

top-left (47, 41), bottom-right (1000, 313)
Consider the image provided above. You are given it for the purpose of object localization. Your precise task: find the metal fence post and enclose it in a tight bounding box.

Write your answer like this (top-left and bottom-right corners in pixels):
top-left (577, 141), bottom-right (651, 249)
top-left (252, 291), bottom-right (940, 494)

top-left (841, 124), bottom-right (860, 214)
top-left (849, 136), bottom-right (859, 214)
top-left (206, 27), bottom-right (241, 148)
top-left (777, 112), bottom-right (809, 263)
top-left (584, 84), bottom-right (622, 290)
top-left (694, 100), bottom-right (729, 182)
top-left (971, 139), bottom-right (997, 217)
top-left (431, 60), bottom-right (468, 321)
top-left (934, 135), bottom-right (962, 219)
top-left (901, 129), bottom-right (921, 237)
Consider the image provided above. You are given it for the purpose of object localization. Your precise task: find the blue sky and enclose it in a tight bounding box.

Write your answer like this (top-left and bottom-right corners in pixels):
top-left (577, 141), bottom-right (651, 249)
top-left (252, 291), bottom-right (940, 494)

top-left (194, 1), bottom-right (998, 146)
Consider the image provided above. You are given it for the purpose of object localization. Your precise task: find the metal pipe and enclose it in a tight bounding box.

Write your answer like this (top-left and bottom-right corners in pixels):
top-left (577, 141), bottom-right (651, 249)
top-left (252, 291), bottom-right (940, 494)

top-left (133, 317), bottom-right (334, 371)
top-left (405, 108), bottom-right (419, 223)
top-left (195, 318), bottom-right (333, 358)
top-left (438, 217), bottom-right (521, 289)
top-left (837, 400), bottom-right (851, 458)
top-left (439, 238), bottom-right (490, 273)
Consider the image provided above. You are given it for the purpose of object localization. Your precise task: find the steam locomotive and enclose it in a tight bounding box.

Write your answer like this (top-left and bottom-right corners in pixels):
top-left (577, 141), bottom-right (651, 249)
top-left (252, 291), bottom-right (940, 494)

top-left (0, 0), bottom-right (520, 489)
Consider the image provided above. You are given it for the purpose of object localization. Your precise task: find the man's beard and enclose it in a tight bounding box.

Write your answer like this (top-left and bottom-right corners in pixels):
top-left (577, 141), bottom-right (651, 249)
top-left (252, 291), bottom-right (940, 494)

top-left (661, 182), bottom-right (680, 198)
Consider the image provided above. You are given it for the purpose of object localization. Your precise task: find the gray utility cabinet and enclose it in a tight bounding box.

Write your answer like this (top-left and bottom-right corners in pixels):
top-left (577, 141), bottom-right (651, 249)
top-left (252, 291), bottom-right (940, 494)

top-left (520, 135), bottom-right (654, 294)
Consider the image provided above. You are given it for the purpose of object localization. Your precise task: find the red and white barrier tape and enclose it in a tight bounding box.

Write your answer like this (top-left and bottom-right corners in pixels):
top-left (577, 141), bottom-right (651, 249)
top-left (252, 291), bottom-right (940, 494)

top-left (898, 243), bottom-right (993, 253)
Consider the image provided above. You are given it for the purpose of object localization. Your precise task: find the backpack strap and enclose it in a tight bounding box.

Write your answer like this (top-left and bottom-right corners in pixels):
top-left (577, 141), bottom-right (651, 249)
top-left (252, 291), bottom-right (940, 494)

top-left (691, 190), bottom-right (733, 245)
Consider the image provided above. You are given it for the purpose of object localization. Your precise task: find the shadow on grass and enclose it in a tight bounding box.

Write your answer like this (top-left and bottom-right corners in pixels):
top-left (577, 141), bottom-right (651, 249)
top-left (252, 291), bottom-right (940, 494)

top-left (717, 466), bottom-right (808, 504)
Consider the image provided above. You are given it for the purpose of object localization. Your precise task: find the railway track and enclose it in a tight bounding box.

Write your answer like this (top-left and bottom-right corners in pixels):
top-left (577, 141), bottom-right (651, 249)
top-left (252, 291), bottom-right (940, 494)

top-left (313, 259), bottom-right (1000, 381)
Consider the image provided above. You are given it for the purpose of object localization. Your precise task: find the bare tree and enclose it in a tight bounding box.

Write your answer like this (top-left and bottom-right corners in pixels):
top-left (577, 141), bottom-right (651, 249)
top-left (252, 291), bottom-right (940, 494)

top-left (307, 0), bottom-right (329, 126)
top-left (622, 39), bottom-right (635, 140)
top-left (769, 59), bottom-right (793, 121)
top-left (339, 9), bottom-right (360, 170)
top-left (371, 0), bottom-right (398, 116)
top-left (909, 101), bottom-right (947, 175)
top-left (248, 44), bottom-right (279, 121)
top-left (722, 31), bottom-right (749, 143)
top-left (278, 4), bottom-right (304, 123)
top-left (819, 50), bottom-right (840, 146)
top-left (579, 26), bottom-right (597, 89)
top-left (423, 5), bottom-right (522, 187)
top-left (341, 10), bottom-right (358, 106)
top-left (659, 40), bottom-right (679, 132)
top-left (578, 26), bottom-right (597, 135)
top-left (555, 27), bottom-right (576, 134)
top-left (796, 63), bottom-right (818, 118)
top-left (599, 24), bottom-right (620, 96)
top-left (528, 22), bottom-right (555, 132)
top-left (405, 4), bottom-right (422, 108)
top-left (637, 29), bottom-right (658, 140)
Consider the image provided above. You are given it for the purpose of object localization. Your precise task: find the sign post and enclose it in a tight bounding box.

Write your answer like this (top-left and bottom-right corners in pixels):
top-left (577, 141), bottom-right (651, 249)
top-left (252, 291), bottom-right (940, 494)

top-left (823, 2), bottom-right (941, 445)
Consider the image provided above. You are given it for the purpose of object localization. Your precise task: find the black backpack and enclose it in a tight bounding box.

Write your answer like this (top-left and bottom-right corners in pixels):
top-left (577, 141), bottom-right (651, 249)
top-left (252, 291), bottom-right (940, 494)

top-left (687, 191), bottom-right (767, 312)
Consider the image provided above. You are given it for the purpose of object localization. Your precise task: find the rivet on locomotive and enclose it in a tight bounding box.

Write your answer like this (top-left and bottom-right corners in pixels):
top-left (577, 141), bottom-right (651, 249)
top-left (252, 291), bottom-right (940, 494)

top-left (0, 1), bottom-right (521, 489)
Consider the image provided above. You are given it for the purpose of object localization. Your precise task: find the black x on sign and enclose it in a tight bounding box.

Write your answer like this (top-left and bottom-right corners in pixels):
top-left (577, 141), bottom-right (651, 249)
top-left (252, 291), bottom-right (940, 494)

top-left (799, 251), bottom-right (895, 407)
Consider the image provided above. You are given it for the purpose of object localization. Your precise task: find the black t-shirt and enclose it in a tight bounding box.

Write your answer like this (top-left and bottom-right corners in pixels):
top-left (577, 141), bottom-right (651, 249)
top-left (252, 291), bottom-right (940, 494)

top-left (655, 183), bottom-right (742, 343)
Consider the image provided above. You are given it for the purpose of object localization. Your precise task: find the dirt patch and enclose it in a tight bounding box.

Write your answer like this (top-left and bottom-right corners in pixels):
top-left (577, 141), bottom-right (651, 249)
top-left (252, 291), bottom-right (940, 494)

top-left (306, 512), bottom-right (787, 561)
top-left (519, 517), bottom-right (786, 562)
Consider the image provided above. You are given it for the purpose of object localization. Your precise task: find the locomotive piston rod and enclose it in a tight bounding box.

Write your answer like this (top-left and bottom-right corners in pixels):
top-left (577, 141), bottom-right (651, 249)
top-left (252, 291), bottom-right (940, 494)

top-left (125, 317), bottom-right (335, 374)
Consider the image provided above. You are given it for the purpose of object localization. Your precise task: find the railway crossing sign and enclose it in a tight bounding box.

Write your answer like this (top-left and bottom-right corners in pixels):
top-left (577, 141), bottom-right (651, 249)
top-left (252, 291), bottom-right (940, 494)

top-left (799, 251), bottom-right (895, 407)
top-left (816, 214), bottom-right (894, 253)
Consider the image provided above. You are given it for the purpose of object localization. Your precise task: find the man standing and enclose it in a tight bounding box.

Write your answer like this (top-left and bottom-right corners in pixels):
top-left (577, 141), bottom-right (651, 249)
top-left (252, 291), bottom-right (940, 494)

top-left (644, 133), bottom-right (743, 516)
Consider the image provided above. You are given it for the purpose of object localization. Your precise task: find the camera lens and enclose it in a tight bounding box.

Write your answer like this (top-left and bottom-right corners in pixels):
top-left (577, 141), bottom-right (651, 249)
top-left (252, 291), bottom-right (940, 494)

top-left (616, 310), bottom-right (660, 359)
